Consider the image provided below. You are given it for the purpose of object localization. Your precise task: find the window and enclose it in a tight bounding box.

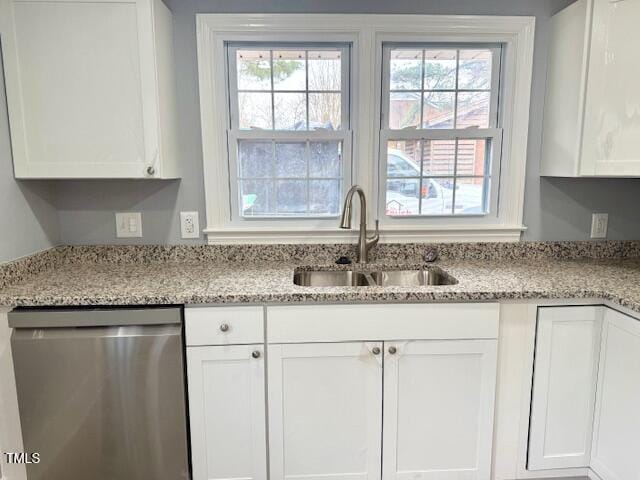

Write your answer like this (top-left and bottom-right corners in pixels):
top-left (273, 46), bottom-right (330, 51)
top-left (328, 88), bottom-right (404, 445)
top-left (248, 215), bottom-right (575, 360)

top-left (381, 45), bottom-right (502, 218)
top-left (226, 45), bottom-right (351, 219)
top-left (197, 15), bottom-right (534, 243)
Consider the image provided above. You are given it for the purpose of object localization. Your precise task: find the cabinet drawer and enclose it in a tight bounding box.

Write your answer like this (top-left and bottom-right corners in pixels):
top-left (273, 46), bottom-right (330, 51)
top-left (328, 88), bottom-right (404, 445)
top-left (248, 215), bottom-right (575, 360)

top-left (267, 303), bottom-right (499, 343)
top-left (185, 306), bottom-right (264, 346)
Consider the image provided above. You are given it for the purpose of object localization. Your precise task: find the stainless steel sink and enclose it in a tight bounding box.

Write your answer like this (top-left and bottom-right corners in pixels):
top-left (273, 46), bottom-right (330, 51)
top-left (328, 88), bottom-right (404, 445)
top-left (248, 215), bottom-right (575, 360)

top-left (293, 270), bottom-right (377, 287)
top-left (371, 268), bottom-right (456, 286)
top-left (293, 268), bottom-right (457, 287)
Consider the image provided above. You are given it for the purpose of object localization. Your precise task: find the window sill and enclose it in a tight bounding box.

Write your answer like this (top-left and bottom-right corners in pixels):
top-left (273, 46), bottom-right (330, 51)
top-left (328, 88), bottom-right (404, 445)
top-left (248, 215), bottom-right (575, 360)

top-left (204, 224), bottom-right (526, 244)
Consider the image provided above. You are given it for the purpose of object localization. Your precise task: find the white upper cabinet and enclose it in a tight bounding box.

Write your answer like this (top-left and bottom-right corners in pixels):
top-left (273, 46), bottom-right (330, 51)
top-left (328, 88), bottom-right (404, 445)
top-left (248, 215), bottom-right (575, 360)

top-left (0, 0), bottom-right (179, 179)
top-left (540, 0), bottom-right (640, 177)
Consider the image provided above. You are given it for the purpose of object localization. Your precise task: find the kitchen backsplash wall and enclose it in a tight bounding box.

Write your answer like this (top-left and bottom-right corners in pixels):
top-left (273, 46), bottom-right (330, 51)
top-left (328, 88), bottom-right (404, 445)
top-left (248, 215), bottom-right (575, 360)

top-left (0, 52), bottom-right (60, 264)
top-left (1, 0), bottom-right (639, 254)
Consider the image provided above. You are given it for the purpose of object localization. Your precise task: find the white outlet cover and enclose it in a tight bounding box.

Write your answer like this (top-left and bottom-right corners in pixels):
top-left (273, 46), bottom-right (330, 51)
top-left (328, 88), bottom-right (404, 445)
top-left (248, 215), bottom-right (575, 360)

top-left (180, 211), bottom-right (200, 239)
top-left (590, 213), bottom-right (608, 239)
top-left (115, 212), bottom-right (142, 238)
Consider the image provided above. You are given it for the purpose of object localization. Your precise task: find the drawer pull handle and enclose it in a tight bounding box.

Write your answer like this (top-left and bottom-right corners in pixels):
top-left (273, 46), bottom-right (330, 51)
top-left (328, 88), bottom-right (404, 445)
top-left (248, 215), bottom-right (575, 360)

top-left (388, 346), bottom-right (397, 355)
top-left (371, 346), bottom-right (381, 355)
top-left (220, 323), bottom-right (230, 332)
top-left (252, 350), bottom-right (261, 359)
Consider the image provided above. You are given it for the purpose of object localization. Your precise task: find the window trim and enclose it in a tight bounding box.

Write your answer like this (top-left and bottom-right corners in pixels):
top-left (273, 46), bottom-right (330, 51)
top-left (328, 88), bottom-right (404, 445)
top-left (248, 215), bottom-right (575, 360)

top-left (196, 14), bottom-right (535, 244)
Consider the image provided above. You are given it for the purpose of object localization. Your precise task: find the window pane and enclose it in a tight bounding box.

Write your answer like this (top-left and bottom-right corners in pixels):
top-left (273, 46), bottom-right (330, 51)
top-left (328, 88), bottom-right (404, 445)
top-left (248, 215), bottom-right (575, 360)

top-left (239, 141), bottom-right (272, 178)
top-left (390, 50), bottom-right (422, 90)
top-left (274, 92), bottom-right (306, 130)
top-left (386, 178), bottom-right (420, 215)
top-left (422, 140), bottom-right (456, 176)
top-left (308, 50), bottom-right (341, 91)
top-left (458, 49), bottom-right (492, 90)
top-left (309, 93), bottom-right (341, 130)
top-left (423, 91), bottom-right (454, 129)
top-left (276, 180), bottom-right (307, 214)
top-left (309, 180), bottom-right (340, 215)
top-left (310, 142), bottom-right (341, 177)
top-left (424, 50), bottom-right (457, 90)
top-left (421, 178), bottom-right (455, 215)
top-left (387, 140), bottom-right (421, 177)
top-left (454, 177), bottom-right (487, 214)
top-left (275, 142), bottom-right (306, 177)
top-left (456, 139), bottom-right (488, 176)
top-left (456, 92), bottom-right (491, 128)
top-left (240, 180), bottom-right (274, 216)
top-left (239, 92), bottom-right (272, 129)
top-left (237, 50), bottom-right (272, 90)
top-left (273, 50), bottom-right (306, 91)
top-left (389, 92), bottom-right (420, 129)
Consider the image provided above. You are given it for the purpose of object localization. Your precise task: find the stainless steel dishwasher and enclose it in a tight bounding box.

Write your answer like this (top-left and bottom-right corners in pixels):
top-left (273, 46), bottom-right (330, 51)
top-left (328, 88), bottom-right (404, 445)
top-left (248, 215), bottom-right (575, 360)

top-left (8, 307), bottom-right (190, 480)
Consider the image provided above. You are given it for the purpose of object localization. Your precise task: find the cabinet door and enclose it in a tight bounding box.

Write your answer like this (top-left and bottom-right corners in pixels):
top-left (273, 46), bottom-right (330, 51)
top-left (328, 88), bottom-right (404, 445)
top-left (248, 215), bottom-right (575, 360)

top-left (591, 308), bottom-right (640, 480)
top-left (0, 0), bottom-right (160, 178)
top-left (581, 0), bottom-right (640, 176)
top-left (187, 345), bottom-right (267, 480)
top-left (268, 342), bottom-right (383, 480)
top-left (382, 340), bottom-right (497, 480)
top-left (528, 306), bottom-right (602, 470)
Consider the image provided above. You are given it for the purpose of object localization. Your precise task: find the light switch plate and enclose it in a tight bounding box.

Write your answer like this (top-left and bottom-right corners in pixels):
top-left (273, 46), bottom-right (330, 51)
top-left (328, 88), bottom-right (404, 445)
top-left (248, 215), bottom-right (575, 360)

top-left (115, 212), bottom-right (142, 238)
top-left (590, 213), bottom-right (608, 239)
top-left (180, 211), bottom-right (200, 239)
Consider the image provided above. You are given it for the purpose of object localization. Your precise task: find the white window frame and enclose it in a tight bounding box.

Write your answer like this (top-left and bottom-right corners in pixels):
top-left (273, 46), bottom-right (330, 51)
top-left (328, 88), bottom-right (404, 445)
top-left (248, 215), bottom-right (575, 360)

top-left (379, 43), bottom-right (503, 222)
top-left (197, 14), bottom-right (535, 244)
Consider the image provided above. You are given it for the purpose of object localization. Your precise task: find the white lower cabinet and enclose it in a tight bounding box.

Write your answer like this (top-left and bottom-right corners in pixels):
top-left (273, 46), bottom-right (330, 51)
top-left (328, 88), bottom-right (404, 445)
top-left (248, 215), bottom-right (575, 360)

top-left (528, 306), bottom-right (603, 470)
top-left (267, 342), bottom-right (383, 480)
top-left (383, 340), bottom-right (498, 480)
top-left (186, 304), bottom-right (500, 480)
top-left (591, 308), bottom-right (640, 480)
top-left (186, 345), bottom-right (267, 480)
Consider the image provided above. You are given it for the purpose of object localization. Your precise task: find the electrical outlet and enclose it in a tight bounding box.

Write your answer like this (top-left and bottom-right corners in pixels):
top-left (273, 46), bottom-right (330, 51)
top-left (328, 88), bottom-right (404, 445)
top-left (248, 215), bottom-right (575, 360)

top-left (115, 212), bottom-right (142, 238)
top-left (180, 211), bottom-right (200, 239)
top-left (590, 213), bottom-right (608, 239)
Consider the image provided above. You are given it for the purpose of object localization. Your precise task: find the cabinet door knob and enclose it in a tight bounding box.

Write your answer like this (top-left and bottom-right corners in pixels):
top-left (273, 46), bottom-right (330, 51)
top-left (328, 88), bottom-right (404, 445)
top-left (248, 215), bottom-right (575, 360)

top-left (372, 346), bottom-right (381, 355)
top-left (146, 165), bottom-right (156, 176)
top-left (388, 346), bottom-right (397, 355)
top-left (219, 323), bottom-right (230, 332)
top-left (252, 350), bottom-right (261, 359)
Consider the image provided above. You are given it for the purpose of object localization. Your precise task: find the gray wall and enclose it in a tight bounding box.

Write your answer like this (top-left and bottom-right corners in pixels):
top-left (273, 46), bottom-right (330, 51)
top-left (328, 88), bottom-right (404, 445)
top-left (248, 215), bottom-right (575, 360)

top-left (0, 51), bottom-right (59, 263)
top-left (2, 0), bottom-right (640, 250)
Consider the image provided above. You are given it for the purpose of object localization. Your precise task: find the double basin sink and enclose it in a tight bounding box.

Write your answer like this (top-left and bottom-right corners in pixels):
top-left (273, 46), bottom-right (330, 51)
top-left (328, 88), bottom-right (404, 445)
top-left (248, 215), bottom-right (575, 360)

top-left (294, 267), bottom-right (457, 287)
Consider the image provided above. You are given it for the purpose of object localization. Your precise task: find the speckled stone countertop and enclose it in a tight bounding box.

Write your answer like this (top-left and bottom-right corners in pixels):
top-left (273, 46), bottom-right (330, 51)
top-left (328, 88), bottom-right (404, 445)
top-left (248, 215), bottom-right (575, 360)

top-left (1, 242), bottom-right (640, 313)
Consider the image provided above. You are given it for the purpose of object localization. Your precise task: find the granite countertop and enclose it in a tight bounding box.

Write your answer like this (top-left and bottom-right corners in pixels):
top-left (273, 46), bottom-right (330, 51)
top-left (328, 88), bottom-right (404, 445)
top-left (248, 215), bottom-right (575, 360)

top-left (2, 246), bottom-right (640, 313)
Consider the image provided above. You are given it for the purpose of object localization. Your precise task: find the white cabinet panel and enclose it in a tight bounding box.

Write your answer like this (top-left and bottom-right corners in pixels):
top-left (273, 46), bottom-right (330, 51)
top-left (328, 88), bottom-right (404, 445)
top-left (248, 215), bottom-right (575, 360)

top-left (268, 342), bottom-right (382, 480)
top-left (0, 0), bottom-right (178, 179)
top-left (591, 308), bottom-right (640, 480)
top-left (185, 306), bottom-right (264, 346)
top-left (187, 345), bottom-right (267, 480)
top-left (581, 0), bottom-right (640, 176)
top-left (382, 340), bottom-right (497, 480)
top-left (528, 306), bottom-right (602, 470)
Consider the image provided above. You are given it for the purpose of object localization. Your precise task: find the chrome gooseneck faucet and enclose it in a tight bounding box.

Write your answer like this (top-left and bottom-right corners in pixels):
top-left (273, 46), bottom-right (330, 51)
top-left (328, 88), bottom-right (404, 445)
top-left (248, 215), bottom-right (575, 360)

top-left (339, 185), bottom-right (379, 263)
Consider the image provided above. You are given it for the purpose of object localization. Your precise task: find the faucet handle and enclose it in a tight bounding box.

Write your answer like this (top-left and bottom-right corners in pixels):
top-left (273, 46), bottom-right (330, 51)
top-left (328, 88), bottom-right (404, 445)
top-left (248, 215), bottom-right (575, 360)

top-left (423, 248), bottom-right (439, 263)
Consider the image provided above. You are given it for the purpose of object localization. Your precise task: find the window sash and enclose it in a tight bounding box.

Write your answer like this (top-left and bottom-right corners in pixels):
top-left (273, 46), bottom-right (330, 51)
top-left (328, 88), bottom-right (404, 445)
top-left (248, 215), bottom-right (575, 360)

top-left (381, 44), bottom-right (503, 131)
top-left (379, 43), bottom-right (504, 220)
top-left (227, 43), bottom-right (351, 132)
top-left (225, 42), bottom-right (352, 221)
top-left (378, 128), bottom-right (503, 219)
top-left (227, 130), bottom-right (352, 220)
